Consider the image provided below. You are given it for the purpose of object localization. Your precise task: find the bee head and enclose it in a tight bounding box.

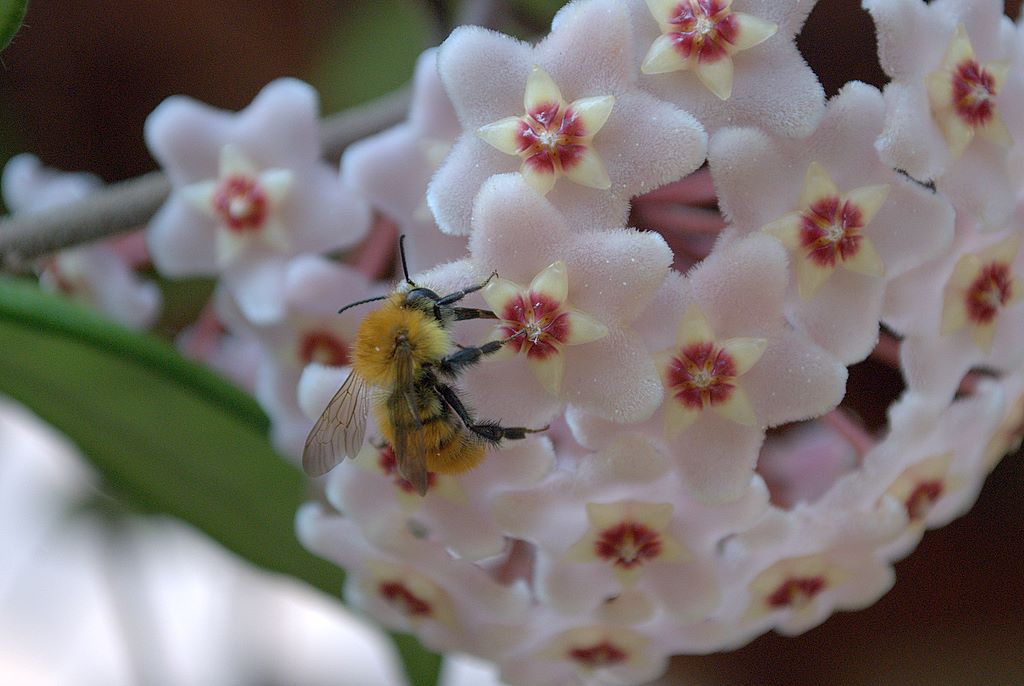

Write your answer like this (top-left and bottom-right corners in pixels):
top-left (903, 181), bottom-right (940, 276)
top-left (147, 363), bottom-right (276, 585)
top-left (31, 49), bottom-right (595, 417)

top-left (404, 287), bottom-right (440, 306)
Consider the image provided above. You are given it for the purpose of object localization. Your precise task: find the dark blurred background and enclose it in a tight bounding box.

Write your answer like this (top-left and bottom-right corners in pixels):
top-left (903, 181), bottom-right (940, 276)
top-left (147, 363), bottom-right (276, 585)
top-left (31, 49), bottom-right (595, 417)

top-left (0, 1), bottom-right (1021, 684)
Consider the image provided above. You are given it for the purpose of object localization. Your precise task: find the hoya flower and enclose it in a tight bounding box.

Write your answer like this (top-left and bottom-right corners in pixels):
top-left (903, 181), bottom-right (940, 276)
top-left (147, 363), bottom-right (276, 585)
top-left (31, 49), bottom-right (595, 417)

top-left (884, 220), bottom-right (1024, 403)
top-left (322, 436), bottom-right (556, 561)
top-left (496, 618), bottom-right (671, 686)
top-left (176, 307), bottom-right (264, 393)
top-left (145, 78), bottom-right (371, 324)
top-left (218, 255), bottom-right (379, 459)
top-left (983, 367), bottom-right (1024, 471)
top-left (570, 234), bottom-right (847, 502)
top-left (341, 49), bottom-right (468, 271)
top-left (492, 432), bottom-right (769, 622)
top-left (2, 154), bottom-right (161, 329)
top-left (708, 82), bottom-right (955, 364)
top-left (861, 383), bottom-right (1004, 560)
top-left (297, 505), bottom-right (533, 658)
top-left (864, 0), bottom-right (1024, 225)
top-left (719, 491), bottom-right (904, 637)
top-left (424, 172), bottom-right (672, 428)
top-left (625, 0), bottom-right (825, 137)
top-left (428, 0), bottom-right (707, 235)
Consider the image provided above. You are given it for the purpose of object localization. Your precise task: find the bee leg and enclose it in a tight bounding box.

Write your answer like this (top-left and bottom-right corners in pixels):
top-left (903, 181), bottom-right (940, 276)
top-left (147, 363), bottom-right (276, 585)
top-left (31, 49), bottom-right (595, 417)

top-left (450, 307), bottom-right (498, 321)
top-left (435, 338), bottom-right (506, 376)
top-left (434, 271), bottom-right (499, 306)
top-left (434, 383), bottom-right (546, 444)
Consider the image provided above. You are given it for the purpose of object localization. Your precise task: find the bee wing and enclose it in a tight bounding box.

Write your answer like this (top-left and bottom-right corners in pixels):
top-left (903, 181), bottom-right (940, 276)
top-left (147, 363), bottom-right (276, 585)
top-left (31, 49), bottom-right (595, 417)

top-left (389, 340), bottom-right (430, 495)
top-left (302, 371), bottom-right (370, 477)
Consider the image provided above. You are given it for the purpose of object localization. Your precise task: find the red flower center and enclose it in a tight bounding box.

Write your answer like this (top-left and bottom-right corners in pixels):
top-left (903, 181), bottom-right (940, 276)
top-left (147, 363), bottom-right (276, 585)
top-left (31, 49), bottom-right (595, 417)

top-left (666, 341), bottom-right (738, 410)
top-left (952, 60), bottom-right (998, 128)
top-left (379, 444), bottom-right (436, 493)
top-left (904, 479), bottom-right (945, 521)
top-left (966, 261), bottom-right (1013, 325)
top-left (213, 175), bottom-right (268, 232)
top-left (516, 102), bottom-right (589, 176)
top-left (799, 196), bottom-right (865, 268)
top-left (668, 0), bottom-right (738, 64)
top-left (594, 521), bottom-right (663, 569)
top-left (298, 330), bottom-right (349, 366)
top-left (500, 291), bottom-right (571, 360)
top-left (378, 581), bottom-right (432, 617)
top-left (568, 641), bottom-right (628, 668)
top-left (766, 575), bottom-right (827, 609)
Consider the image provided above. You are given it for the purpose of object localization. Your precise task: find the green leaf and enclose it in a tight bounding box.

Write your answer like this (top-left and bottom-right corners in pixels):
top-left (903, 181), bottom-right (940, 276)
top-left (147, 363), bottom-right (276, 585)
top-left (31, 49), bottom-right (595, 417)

top-left (0, 0), bottom-right (27, 52)
top-left (0, 278), bottom-right (442, 686)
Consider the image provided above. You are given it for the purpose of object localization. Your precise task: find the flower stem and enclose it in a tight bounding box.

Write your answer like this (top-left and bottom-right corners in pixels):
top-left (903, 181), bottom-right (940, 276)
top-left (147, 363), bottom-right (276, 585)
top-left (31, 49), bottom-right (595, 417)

top-left (354, 215), bottom-right (399, 280)
top-left (820, 408), bottom-right (876, 456)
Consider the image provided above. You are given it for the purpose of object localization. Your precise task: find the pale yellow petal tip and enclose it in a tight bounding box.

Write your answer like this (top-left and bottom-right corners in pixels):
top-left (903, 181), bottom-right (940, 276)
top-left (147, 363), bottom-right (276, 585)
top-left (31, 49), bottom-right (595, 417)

top-left (564, 148), bottom-right (612, 190)
top-left (219, 143), bottom-right (257, 176)
top-left (695, 56), bottom-right (734, 100)
top-left (571, 95), bottom-right (616, 136)
top-left (260, 168), bottom-right (295, 205)
top-left (842, 237), bottom-right (885, 279)
top-left (761, 213), bottom-right (802, 249)
top-left (721, 337), bottom-right (767, 375)
top-left (564, 310), bottom-right (609, 346)
top-left (664, 398), bottom-right (700, 439)
top-left (181, 180), bottom-right (217, 213)
top-left (731, 14), bottom-right (778, 51)
top-left (970, 321), bottom-right (997, 353)
top-left (713, 386), bottom-right (758, 426)
top-left (642, 34), bottom-right (688, 75)
top-left (529, 353), bottom-right (565, 397)
top-left (520, 162), bottom-right (557, 196)
top-left (481, 276), bottom-right (524, 315)
top-left (678, 304), bottom-right (714, 346)
top-left (799, 161), bottom-right (838, 209)
top-left (529, 260), bottom-right (569, 304)
top-left (477, 117), bottom-right (524, 156)
top-left (795, 257), bottom-right (833, 301)
top-left (525, 64), bottom-right (563, 112)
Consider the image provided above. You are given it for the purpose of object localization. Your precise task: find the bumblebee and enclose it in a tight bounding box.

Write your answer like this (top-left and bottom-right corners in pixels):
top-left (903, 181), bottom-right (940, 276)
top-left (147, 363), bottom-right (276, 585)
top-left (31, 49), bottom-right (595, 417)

top-left (303, 237), bottom-right (542, 494)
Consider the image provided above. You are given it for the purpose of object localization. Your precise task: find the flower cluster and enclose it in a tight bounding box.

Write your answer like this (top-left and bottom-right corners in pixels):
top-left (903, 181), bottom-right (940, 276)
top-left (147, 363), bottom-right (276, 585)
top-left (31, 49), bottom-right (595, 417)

top-left (18, 0), bottom-right (1024, 683)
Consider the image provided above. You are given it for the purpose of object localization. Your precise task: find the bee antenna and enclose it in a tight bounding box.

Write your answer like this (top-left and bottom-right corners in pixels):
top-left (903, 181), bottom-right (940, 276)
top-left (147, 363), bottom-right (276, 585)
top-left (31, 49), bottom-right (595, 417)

top-left (399, 234), bottom-right (414, 286)
top-left (338, 295), bottom-right (388, 314)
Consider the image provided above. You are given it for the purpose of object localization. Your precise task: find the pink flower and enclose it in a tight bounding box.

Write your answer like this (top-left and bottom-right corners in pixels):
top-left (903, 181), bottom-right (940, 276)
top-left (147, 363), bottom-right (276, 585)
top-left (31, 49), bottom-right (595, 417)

top-left (428, 0), bottom-right (707, 235)
top-left (864, 0), bottom-right (1024, 225)
top-left (708, 82), bottom-right (955, 364)
top-left (496, 620), bottom-right (671, 686)
top-left (720, 495), bottom-right (903, 637)
top-left (145, 79), bottom-right (371, 324)
top-left (297, 504), bottom-right (532, 658)
top-left (323, 436), bottom-right (556, 562)
top-left (627, 0), bottom-right (825, 137)
top-left (219, 255), bottom-right (379, 459)
top-left (862, 383), bottom-right (1004, 560)
top-left (341, 49), bottom-right (468, 271)
top-left (423, 173), bottom-right (673, 429)
top-left (491, 433), bottom-right (769, 622)
top-left (884, 217), bottom-right (1024, 403)
top-left (570, 234), bottom-right (847, 502)
top-left (1, 154), bottom-right (161, 329)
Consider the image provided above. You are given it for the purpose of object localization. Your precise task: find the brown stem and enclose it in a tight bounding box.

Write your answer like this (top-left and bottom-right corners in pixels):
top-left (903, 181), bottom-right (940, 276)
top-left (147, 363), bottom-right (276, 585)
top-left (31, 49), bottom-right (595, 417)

top-left (820, 409), bottom-right (876, 456)
top-left (635, 168), bottom-right (718, 205)
top-left (354, 215), bottom-right (399, 280)
top-left (633, 202), bottom-right (727, 235)
top-left (0, 86), bottom-right (412, 265)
